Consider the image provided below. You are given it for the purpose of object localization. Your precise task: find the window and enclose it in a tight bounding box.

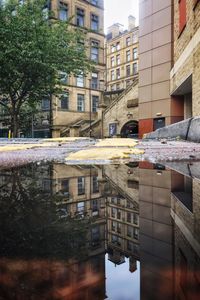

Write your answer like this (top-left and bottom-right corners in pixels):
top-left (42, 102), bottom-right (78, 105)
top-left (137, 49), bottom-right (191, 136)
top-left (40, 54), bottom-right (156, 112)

top-left (126, 37), bottom-right (131, 46)
top-left (77, 201), bottom-right (85, 213)
top-left (59, 71), bottom-right (68, 85)
top-left (77, 177), bottom-right (85, 195)
top-left (91, 40), bottom-right (99, 62)
top-left (91, 72), bottom-right (98, 89)
top-left (112, 221), bottom-right (116, 231)
top-left (111, 70), bottom-right (115, 81)
top-left (76, 73), bottom-right (84, 87)
top-left (111, 207), bottom-right (117, 218)
top-left (132, 32), bottom-right (138, 43)
top-left (116, 68), bottom-right (120, 79)
top-left (116, 54), bottom-right (120, 65)
top-left (133, 48), bottom-right (138, 60)
top-left (92, 176), bottom-right (99, 192)
top-left (116, 83), bottom-right (120, 90)
top-left (77, 94), bottom-right (85, 111)
top-left (134, 228), bottom-right (139, 240)
top-left (179, 0), bottom-right (186, 33)
top-left (111, 56), bottom-right (115, 67)
top-left (127, 212), bottom-right (131, 223)
top-left (116, 42), bottom-right (120, 50)
top-left (92, 95), bottom-right (99, 112)
top-left (76, 8), bottom-right (84, 27)
top-left (59, 2), bottom-right (68, 21)
top-left (60, 93), bottom-right (69, 110)
top-left (91, 14), bottom-right (99, 31)
top-left (111, 44), bottom-right (116, 52)
top-left (126, 50), bottom-right (131, 62)
top-left (126, 65), bottom-right (131, 76)
top-left (133, 62), bottom-right (138, 75)
top-left (91, 0), bottom-right (98, 5)
top-left (41, 99), bottom-right (50, 110)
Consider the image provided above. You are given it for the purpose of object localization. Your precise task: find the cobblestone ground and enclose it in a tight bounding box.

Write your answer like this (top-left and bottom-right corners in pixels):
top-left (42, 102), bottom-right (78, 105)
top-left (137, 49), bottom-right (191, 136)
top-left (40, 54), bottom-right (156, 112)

top-left (0, 138), bottom-right (200, 168)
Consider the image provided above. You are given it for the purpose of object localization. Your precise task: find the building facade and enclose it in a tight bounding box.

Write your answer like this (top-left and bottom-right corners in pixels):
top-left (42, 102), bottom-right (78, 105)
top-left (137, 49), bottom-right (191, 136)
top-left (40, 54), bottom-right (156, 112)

top-left (138, 0), bottom-right (200, 138)
top-left (106, 16), bottom-right (139, 92)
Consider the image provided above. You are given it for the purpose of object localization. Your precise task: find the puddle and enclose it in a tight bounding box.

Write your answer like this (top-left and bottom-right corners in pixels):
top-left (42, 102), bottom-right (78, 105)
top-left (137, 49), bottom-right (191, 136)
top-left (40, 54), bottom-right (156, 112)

top-left (0, 161), bottom-right (199, 300)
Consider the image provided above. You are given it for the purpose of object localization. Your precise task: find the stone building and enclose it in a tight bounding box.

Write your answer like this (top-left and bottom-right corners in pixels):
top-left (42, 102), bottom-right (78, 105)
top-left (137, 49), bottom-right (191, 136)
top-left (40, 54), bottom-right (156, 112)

top-left (106, 16), bottom-right (139, 91)
top-left (102, 16), bottom-right (139, 138)
top-left (49, 0), bottom-right (105, 138)
top-left (170, 0), bottom-right (200, 119)
top-left (138, 0), bottom-right (200, 138)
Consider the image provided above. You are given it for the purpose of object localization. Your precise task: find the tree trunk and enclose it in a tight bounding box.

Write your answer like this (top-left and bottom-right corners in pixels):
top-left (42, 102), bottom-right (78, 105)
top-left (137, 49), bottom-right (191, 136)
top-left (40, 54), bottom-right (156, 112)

top-left (11, 112), bottom-right (19, 138)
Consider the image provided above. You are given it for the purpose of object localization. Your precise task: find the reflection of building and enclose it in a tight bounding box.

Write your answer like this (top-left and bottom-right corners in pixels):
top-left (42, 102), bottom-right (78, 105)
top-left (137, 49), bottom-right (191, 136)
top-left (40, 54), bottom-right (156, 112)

top-left (139, 162), bottom-right (174, 300)
top-left (99, 164), bottom-right (140, 272)
top-left (171, 172), bottom-right (200, 300)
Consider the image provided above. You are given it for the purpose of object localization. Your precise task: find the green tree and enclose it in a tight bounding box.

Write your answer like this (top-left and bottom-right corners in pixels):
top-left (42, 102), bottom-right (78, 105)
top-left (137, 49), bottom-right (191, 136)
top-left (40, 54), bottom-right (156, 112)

top-left (0, 0), bottom-right (92, 137)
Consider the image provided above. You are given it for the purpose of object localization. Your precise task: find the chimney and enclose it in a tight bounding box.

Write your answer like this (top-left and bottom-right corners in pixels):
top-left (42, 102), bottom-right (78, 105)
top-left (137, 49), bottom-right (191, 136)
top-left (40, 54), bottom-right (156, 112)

top-left (107, 23), bottom-right (124, 39)
top-left (128, 15), bottom-right (136, 31)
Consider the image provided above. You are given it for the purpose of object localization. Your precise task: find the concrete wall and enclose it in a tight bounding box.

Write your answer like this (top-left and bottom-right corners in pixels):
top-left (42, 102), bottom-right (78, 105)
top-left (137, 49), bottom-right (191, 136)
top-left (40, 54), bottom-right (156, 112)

top-left (146, 116), bottom-right (200, 142)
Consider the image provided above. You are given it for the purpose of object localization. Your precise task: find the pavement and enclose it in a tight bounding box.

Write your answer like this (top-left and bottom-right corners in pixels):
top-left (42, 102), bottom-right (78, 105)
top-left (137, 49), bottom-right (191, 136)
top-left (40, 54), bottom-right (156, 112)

top-left (0, 137), bottom-right (200, 168)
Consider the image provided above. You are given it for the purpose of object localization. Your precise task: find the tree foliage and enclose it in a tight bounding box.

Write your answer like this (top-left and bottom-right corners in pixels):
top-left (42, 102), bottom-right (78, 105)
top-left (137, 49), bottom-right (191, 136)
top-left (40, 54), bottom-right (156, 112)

top-left (0, 0), bottom-right (92, 136)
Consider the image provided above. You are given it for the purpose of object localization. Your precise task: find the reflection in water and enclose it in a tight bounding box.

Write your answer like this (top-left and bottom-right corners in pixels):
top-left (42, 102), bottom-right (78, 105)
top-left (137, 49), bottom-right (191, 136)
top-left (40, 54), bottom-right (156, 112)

top-left (0, 162), bottom-right (199, 299)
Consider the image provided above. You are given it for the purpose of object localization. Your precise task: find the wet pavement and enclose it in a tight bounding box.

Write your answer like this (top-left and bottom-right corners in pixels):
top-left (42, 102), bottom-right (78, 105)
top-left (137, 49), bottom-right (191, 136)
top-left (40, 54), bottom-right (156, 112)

top-left (0, 159), bottom-right (199, 300)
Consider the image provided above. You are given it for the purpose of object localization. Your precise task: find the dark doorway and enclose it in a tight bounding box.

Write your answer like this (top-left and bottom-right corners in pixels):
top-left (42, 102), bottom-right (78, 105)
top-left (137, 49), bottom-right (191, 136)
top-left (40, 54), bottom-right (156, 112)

top-left (153, 118), bottom-right (165, 131)
top-left (120, 121), bottom-right (138, 138)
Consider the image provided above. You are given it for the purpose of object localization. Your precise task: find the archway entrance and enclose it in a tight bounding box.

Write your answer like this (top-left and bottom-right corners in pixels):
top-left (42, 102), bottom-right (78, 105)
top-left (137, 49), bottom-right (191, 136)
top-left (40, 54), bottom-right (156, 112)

top-left (120, 121), bottom-right (138, 138)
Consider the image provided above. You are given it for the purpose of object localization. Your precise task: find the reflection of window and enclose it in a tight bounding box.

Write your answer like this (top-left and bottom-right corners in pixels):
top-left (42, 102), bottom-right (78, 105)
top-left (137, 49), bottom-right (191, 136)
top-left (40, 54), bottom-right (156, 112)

top-left (117, 209), bottom-right (121, 220)
top-left (117, 223), bottom-right (121, 233)
top-left (42, 179), bottom-right (51, 191)
top-left (127, 212), bottom-right (131, 223)
top-left (77, 94), bottom-right (85, 112)
top-left (91, 40), bottom-right (99, 62)
top-left (111, 207), bottom-right (117, 218)
top-left (92, 96), bottom-right (99, 112)
top-left (134, 213), bottom-right (139, 225)
top-left (133, 62), bottom-right (138, 75)
top-left (59, 2), bottom-right (68, 21)
top-left (77, 177), bottom-right (85, 195)
top-left (127, 225), bottom-right (132, 237)
top-left (77, 201), bottom-right (84, 212)
top-left (92, 176), bottom-right (99, 192)
top-left (111, 235), bottom-right (121, 246)
top-left (134, 228), bottom-right (139, 240)
top-left (61, 179), bottom-right (69, 195)
top-left (91, 226), bottom-right (100, 243)
top-left (91, 0), bottom-right (98, 5)
top-left (76, 8), bottom-right (84, 26)
top-left (92, 199), bottom-right (98, 211)
top-left (91, 14), bottom-right (99, 31)
top-left (112, 221), bottom-right (116, 231)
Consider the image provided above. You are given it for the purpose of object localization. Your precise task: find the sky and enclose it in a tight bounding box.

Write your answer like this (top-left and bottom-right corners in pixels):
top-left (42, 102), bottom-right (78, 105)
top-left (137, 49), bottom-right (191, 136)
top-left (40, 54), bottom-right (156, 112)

top-left (104, 0), bottom-right (139, 32)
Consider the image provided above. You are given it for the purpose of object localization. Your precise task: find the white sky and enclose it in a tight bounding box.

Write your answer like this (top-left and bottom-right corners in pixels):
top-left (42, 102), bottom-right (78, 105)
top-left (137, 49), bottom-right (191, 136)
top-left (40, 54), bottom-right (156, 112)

top-left (104, 0), bottom-right (139, 32)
